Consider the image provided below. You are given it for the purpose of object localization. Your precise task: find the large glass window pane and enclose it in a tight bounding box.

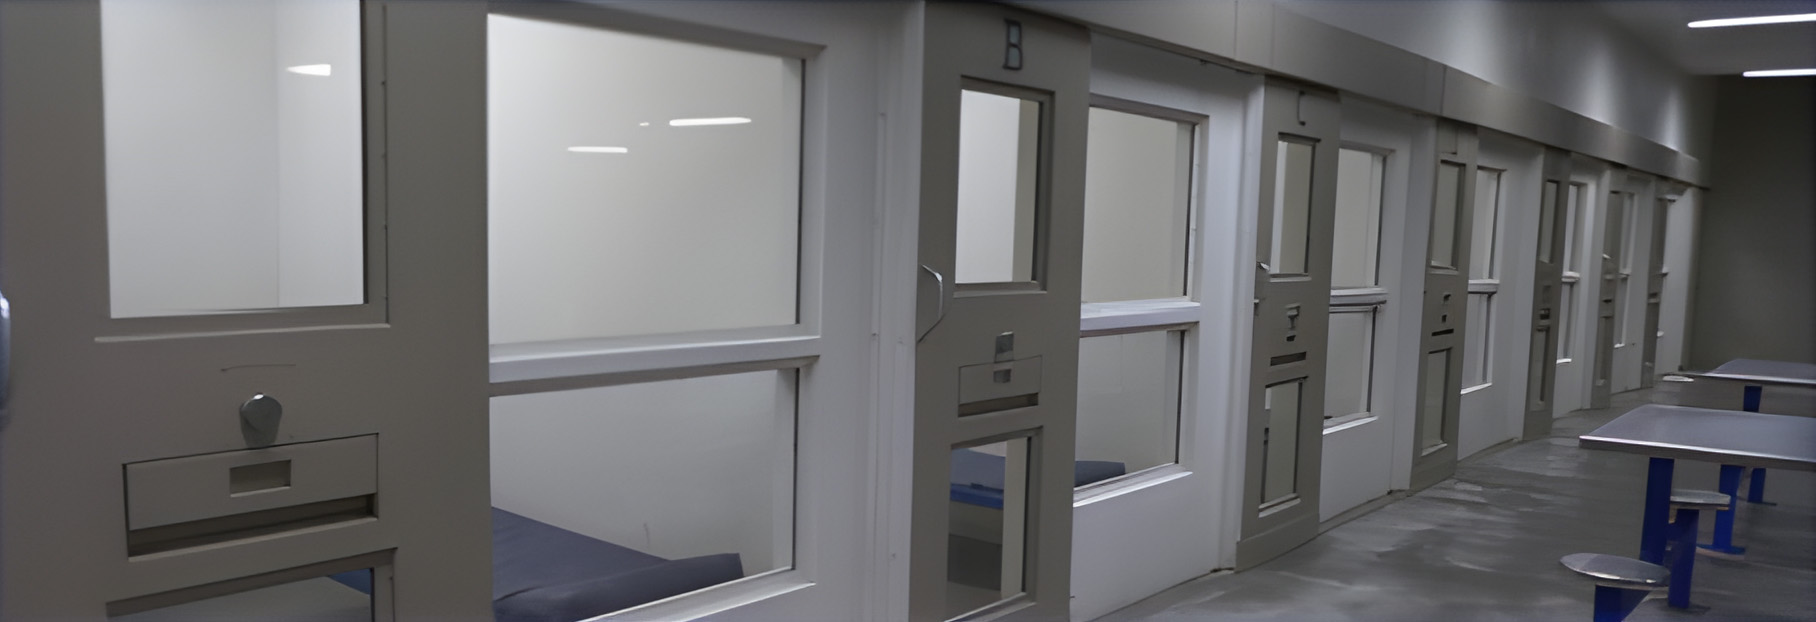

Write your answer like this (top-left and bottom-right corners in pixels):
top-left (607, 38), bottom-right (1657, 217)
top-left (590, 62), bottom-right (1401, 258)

top-left (488, 16), bottom-right (802, 344)
top-left (1261, 380), bottom-right (1304, 504)
top-left (1324, 309), bottom-right (1375, 421)
top-left (1081, 108), bottom-right (1192, 302)
top-left (489, 370), bottom-right (796, 616)
top-left (1470, 169), bottom-right (1502, 280)
top-left (1270, 139), bottom-right (1315, 275)
top-left (956, 90), bottom-right (1042, 284)
top-left (1464, 294), bottom-right (1493, 388)
top-left (1429, 163), bottom-right (1464, 269)
top-left (947, 438), bottom-right (1030, 619)
top-left (1538, 181), bottom-right (1559, 264)
top-left (1076, 330), bottom-right (1183, 480)
top-left (103, 0), bottom-right (365, 318)
top-left (1421, 349), bottom-right (1451, 449)
top-left (1332, 149), bottom-right (1385, 288)
top-left (111, 573), bottom-right (373, 621)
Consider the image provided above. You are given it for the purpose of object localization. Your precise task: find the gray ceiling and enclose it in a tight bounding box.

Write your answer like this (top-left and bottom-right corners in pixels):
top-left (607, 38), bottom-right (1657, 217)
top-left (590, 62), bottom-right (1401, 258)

top-left (1589, 0), bottom-right (1816, 75)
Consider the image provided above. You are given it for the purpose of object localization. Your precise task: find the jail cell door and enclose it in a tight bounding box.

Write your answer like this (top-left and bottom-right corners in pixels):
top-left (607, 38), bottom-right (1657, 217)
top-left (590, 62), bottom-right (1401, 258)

top-left (1522, 149), bottom-right (1571, 438)
top-left (1409, 122), bottom-right (1478, 491)
top-left (0, 1), bottom-right (489, 619)
top-left (1590, 182), bottom-right (1628, 409)
top-left (911, 4), bottom-right (1089, 621)
top-left (1236, 82), bottom-right (1339, 569)
top-left (1639, 195), bottom-right (1672, 387)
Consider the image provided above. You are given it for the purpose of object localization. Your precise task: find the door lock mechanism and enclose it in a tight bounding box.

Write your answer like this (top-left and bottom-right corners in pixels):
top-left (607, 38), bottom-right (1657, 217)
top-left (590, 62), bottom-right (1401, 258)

top-left (240, 394), bottom-right (284, 448)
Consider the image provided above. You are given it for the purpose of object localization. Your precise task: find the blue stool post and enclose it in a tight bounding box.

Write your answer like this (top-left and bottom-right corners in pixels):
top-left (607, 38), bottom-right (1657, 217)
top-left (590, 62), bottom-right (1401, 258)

top-left (1742, 384), bottom-right (1762, 411)
top-left (1639, 457), bottom-right (1674, 564)
top-left (1701, 464), bottom-right (1746, 555)
top-left (1667, 508), bottom-right (1698, 608)
top-left (1593, 585), bottom-right (1649, 622)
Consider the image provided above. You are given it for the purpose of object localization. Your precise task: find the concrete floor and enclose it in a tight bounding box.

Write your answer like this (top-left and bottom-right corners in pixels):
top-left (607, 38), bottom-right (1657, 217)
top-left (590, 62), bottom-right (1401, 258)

top-left (1098, 389), bottom-right (1816, 622)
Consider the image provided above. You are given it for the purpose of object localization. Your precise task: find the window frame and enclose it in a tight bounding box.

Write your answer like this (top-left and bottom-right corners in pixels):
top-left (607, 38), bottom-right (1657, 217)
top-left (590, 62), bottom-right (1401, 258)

top-left (1072, 95), bottom-right (1205, 496)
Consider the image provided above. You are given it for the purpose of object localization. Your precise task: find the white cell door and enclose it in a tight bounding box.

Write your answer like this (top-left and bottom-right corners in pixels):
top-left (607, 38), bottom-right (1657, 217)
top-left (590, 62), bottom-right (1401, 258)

top-left (0, 1), bottom-right (489, 619)
top-left (1409, 121), bottom-right (1478, 491)
top-left (911, 4), bottom-right (1090, 621)
top-left (1523, 149), bottom-right (1571, 438)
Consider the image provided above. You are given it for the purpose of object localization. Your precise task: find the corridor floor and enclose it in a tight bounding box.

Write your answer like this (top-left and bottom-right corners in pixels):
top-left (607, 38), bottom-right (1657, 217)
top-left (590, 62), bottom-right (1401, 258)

top-left (1098, 389), bottom-right (1816, 621)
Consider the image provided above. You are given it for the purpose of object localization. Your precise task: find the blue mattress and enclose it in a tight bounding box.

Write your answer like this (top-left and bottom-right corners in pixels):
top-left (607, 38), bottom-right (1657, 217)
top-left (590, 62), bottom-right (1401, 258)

top-left (949, 449), bottom-right (1126, 509)
top-left (333, 508), bottom-right (743, 622)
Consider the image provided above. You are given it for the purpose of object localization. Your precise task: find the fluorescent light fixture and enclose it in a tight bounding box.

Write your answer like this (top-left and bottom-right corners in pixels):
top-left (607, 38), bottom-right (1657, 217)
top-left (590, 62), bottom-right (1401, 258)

top-left (1688, 13), bottom-right (1816, 28)
top-left (285, 64), bottom-right (332, 77)
top-left (566, 146), bottom-right (629, 154)
top-left (1743, 68), bottom-right (1816, 77)
top-left (639, 122), bottom-right (651, 127)
top-left (668, 117), bottom-right (752, 127)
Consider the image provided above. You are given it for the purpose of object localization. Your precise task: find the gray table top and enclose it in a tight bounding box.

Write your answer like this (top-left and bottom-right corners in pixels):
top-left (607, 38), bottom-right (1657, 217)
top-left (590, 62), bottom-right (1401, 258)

top-left (1702, 358), bottom-right (1816, 387)
top-left (1579, 404), bottom-right (1816, 471)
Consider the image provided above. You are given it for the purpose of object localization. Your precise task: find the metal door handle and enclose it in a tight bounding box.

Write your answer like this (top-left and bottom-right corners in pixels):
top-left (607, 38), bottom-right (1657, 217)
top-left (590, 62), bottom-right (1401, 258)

top-left (918, 265), bottom-right (949, 343)
top-left (1, 289), bottom-right (11, 411)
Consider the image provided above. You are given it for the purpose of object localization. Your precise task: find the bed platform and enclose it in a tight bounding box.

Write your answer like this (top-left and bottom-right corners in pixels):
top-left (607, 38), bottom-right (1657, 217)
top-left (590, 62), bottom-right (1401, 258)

top-left (333, 508), bottom-right (743, 622)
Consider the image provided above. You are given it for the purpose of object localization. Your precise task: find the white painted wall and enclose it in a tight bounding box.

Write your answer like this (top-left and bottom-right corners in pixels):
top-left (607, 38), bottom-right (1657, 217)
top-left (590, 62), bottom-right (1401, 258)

top-left (489, 371), bottom-right (795, 575)
top-left (102, 0), bottom-right (363, 318)
top-left (1457, 131), bottom-right (1542, 459)
top-left (1274, 0), bottom-right (1712, 159)
top-left (486, 14), bottom-right (801, 344)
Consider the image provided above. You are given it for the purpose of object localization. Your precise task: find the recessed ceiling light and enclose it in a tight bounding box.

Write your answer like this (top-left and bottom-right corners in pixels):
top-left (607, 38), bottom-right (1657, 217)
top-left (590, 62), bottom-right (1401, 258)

top-left (668, 117), bottom-right (752, 127)
top-left (285, 64), bottom-right (332, 77)
top-left (1742, 68), bottom-right (1816, 77)
top-left (1688, 13), bottom-right (1816, 28)
top-left (567, 146), bottom-right (629, 154)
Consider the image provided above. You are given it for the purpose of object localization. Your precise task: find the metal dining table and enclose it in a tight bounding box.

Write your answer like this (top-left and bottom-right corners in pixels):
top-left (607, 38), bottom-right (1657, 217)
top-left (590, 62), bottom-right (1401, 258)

top-left (1579, 404), bottom-right (1816, 608)
top-left (1674, 358), bottom-right (1816, 547)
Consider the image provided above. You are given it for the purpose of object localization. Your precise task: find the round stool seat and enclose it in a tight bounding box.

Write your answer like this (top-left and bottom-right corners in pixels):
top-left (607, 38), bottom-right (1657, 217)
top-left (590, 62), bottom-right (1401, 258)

top-left (1560, 553), bottom-right (1669, 589)
top-left (1670, 488), bottom-right (1731, 511)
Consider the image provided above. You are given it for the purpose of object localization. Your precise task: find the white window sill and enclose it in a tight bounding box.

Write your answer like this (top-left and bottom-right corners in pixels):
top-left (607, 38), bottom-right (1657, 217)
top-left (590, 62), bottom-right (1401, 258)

top-left (1074, 464), bottom-right (1192, 507)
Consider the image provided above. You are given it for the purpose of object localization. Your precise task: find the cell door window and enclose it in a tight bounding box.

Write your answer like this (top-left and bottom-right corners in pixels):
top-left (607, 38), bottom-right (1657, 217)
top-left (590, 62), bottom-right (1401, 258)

top-left (1557, 183), bottom-right (1585, 361)
top-left (488, 15), bottom-right (802, 345)
top-left (1463, 169), bottom-right (1502, 389)
top-left (1605, 192), bottom-right (1630, 347)
top-left (1618, 192), bottom-right (1640, 346)
top-left (1420, 349), bottom-right (1453, 450)
top-left (1537, 181), bottom-right (1560, 264)
top-left (1271, 139), bottom-right (1317, 275)
top-left (1081, 107), bottom-right (1192, 302)
top-left (1326, 148), bottom-right (1386, 427)
top-left (1331, 149), bottom-right (1385, 289)
top-left (1074, 105), bottom-right (1197, 489)
top-left (1324, 308), bottom-right (1376, 424)
top-left (1429, 162), bottom-right (1466, 270)
top-left (485, 15), bottom-right (812, 618)
top-left (1261, 379), bottom-right (1306, 506)
top-left (956, 89), bottom-right (1044, 285)
top-left (102, 0), bottom-right (367, 318)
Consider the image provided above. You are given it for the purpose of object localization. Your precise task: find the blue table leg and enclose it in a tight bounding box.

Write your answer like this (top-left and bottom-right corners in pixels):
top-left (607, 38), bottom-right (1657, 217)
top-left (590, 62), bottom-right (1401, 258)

top-left (1700, 464), bottom-right (1746, 555)
top-left (1741, 385), bottom-right (1774, 505)
top-left (1668, 508), bottom-right (1698, 608)
top-left (1746, 467), bottom-right (1773, 504)
top-left (1639, 457), bottom-right (1675, 564)
top-left (1594, 585), bottom-right (1649, 622)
